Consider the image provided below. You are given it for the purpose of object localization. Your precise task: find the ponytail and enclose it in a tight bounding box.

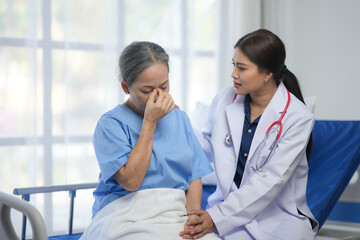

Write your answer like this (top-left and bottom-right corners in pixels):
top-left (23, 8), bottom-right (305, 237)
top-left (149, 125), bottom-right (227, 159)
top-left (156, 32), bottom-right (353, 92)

top-left (282, 68), bottom-right (313, 160)
top-left (282, 67), bottom-right (304, 103)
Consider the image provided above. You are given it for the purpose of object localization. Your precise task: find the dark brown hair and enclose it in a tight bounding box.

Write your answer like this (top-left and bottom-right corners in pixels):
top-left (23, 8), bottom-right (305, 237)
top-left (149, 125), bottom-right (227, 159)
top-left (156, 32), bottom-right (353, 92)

top-left (235, 29), bottom-right (313, 159)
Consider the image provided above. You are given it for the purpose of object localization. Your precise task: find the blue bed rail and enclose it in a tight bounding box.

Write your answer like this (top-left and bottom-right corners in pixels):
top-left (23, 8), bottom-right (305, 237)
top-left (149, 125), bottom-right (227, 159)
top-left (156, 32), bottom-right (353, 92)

top-left (13, 183), bottom-right (98, 240)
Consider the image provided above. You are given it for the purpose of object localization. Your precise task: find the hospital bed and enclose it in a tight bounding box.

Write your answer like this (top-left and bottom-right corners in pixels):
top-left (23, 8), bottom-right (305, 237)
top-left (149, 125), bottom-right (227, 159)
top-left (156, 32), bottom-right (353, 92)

top-left (1, 120), bottom-right (359, 239)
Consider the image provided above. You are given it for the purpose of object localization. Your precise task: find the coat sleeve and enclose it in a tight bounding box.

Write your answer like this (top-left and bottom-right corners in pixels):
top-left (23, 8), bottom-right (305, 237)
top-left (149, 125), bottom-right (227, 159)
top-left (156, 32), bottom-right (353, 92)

top-left (207, 112), bottom-right (314, 236)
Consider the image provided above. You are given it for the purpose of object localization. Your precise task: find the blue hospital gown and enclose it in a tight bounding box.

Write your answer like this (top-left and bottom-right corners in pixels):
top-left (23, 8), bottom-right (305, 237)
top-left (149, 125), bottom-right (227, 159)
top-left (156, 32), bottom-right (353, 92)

top-left (91, 104), bottom-right (213, 218)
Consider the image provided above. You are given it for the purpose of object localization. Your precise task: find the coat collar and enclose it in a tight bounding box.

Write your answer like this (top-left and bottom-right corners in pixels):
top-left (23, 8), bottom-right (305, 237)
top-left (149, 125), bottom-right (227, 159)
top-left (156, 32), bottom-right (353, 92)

top-left (225, 82), bottom-right (289, 161)
top-left (249, 82), bottom-right (289, 158)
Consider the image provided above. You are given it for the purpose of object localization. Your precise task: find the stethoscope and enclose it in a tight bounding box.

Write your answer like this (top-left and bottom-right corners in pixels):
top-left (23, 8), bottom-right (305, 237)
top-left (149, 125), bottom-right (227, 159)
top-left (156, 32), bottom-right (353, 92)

top-left (225, 87), bottom-right (291, 171)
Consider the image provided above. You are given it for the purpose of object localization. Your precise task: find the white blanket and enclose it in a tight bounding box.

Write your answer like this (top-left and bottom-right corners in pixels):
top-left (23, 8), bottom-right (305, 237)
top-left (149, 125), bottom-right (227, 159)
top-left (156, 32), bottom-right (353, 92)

top-left (80, 188), bottom-right (220, 240)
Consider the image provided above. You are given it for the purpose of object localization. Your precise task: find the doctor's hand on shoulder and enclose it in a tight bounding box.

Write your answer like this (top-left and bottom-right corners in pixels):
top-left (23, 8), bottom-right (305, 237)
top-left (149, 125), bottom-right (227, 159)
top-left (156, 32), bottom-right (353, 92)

top-left (180, 210), bottom-right (215, 239)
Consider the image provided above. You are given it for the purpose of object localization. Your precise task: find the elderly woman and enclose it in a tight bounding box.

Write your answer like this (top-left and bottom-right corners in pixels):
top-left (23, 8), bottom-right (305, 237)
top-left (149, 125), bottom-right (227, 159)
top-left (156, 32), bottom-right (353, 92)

top-left (80, 41), bottom-right (219, 240)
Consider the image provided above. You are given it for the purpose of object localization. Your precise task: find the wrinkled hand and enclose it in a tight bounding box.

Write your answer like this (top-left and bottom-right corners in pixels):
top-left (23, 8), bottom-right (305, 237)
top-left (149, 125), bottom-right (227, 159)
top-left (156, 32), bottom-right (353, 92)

top-left (179, 210), bottom-right (215, 239)
top-left (180, 214), bottom-right (200, 239)
top-left (144, 89), bottom-right (175, 125)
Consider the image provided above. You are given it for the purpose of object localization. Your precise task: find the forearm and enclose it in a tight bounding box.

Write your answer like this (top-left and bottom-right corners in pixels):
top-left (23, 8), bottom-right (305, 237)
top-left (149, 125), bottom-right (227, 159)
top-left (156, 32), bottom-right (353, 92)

top-left (114, 119), bottom-right (156, 191)
top-left (185, 178), bottom-right (203, 212)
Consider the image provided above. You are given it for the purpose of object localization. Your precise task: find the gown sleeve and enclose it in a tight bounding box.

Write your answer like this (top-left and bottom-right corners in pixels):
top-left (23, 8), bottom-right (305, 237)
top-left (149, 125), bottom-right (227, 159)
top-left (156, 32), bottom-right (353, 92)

top-left (183, 112), bottom-right (213, 182)
top-left (93, 115), bottom-right (132, 182)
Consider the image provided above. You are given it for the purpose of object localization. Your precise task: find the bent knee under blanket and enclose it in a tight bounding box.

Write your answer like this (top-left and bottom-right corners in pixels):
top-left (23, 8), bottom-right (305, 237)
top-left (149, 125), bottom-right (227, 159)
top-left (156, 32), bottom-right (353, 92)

top-left (80, 188), bottom-right (219, 240)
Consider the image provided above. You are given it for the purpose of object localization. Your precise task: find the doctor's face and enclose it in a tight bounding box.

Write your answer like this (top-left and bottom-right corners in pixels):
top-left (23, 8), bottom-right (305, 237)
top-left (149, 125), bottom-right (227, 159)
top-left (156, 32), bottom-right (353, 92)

top-left (126, 61), bottom-right (170, 115)
top-left (231, 47), bottom-right (271, 96)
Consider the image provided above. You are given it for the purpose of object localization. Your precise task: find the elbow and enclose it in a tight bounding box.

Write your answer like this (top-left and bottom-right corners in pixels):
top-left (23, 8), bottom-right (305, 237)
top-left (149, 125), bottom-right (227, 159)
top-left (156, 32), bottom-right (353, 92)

top-left (121, 180), bottom-right (141, 191)
top-left (113, 171), bottom-right (141, 191)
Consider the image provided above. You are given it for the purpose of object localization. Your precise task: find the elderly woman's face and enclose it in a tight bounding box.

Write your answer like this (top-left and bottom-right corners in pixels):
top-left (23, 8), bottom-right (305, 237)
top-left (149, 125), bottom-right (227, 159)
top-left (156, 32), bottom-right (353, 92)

top-left (128, 61), bottom-right (169, 114)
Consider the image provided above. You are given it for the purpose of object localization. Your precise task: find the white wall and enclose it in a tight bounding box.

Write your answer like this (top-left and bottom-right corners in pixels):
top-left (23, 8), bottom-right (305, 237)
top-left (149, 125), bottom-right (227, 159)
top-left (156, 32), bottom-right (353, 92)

top-left (262, 0), bottom-right (360, 120)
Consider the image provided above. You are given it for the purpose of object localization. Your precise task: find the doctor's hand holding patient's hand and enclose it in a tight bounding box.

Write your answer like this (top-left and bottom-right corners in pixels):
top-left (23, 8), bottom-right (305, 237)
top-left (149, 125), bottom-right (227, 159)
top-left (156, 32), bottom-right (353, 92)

top-left (144, 88), bottom-right (175, 125)
top-left (180, 210), bottom-right (215, 239)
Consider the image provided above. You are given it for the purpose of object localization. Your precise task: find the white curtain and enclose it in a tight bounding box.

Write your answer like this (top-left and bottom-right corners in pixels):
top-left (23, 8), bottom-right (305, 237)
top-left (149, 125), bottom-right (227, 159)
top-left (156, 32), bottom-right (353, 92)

top-left (0, 0), bottom-right (261, 237)
top-left (215, 0), bottom-right (262, 91)
top-left (189, 0), bottom-right (262, 129)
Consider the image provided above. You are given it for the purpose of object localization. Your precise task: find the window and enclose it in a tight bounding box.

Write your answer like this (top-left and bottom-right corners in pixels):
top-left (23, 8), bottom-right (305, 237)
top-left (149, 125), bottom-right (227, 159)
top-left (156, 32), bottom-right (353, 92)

top-left (0, 0), bottom-right (218, 236)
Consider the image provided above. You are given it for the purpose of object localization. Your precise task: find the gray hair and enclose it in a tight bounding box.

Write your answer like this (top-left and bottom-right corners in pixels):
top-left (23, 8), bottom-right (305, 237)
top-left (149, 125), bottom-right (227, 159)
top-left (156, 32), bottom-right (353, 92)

top-left (119, 41), bottom-right (169, 86)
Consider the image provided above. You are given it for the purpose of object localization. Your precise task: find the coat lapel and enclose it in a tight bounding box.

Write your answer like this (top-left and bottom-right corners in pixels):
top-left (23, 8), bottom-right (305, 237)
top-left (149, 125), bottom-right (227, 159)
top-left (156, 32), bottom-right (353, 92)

top-left (221, 83), bottom-right (289, 194)
top-left (225, 95), bottom-right (245, 161)
top-left (248, 82), bottom-right (289, 162)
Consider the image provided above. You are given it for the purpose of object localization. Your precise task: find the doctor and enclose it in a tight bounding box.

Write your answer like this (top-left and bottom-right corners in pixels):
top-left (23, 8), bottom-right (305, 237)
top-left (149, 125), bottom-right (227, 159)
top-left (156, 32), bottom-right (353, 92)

top-left (180, 29), bottom-right (319, 239)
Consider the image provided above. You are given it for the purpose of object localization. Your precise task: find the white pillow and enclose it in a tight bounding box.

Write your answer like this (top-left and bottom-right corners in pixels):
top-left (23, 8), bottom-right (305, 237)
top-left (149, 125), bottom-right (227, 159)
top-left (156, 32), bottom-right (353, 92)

top-left (188, 101), bottom-right (210, 130)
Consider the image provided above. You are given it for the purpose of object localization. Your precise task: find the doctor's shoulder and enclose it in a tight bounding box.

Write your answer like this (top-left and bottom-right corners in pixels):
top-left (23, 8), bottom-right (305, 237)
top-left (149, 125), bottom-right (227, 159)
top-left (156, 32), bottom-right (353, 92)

top-left (213, 86), bottom-right (235, 104)
top-left (197, 86), bottom-right (237, 130)
top-left (208, 86), bottom-right (236, 113)
top-left (287, 93), bottom-right (315, 124)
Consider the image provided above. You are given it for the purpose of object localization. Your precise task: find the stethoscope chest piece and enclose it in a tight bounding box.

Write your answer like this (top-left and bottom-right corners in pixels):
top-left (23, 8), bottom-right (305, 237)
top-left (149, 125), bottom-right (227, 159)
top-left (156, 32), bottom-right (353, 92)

top-left (225, 133), bottom-right (233, 145)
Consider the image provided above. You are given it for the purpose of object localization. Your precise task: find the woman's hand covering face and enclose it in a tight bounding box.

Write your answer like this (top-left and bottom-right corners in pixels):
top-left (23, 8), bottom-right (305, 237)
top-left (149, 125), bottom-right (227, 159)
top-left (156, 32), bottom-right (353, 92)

top-left (144, 88), bottom-right (175, 125)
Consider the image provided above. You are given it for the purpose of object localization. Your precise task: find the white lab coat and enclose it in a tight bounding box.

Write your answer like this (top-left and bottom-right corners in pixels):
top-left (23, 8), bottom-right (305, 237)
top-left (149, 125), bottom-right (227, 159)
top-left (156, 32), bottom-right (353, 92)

top-left (197, 82), bottom-right (319, 240)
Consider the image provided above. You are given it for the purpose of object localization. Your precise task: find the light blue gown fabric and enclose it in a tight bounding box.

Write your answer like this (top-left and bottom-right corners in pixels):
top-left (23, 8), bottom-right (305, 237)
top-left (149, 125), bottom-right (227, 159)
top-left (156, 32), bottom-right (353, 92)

top-left (91, 104), bottom-right (213, 217)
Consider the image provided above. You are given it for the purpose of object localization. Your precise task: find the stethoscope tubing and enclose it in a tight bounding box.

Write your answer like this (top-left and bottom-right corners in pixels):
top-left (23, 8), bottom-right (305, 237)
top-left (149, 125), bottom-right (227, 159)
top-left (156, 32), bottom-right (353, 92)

top-left (227, 87), bottom-right (291, 171)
